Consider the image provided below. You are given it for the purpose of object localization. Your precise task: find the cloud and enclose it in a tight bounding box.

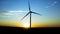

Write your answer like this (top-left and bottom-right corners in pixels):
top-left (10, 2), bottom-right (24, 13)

top-left (0, 11), bottom-right (8, 14)
top-left (0, 10), bottom-right (28, 17)
top-left (9, 10), bottom-right (27, 13)
top-left (51, 1), bottom-right (57, 6)
top-left (45, 1), bottom-right (58, 8)
top-left (3, 13), bottom-right (14, 15)
top-left (0, 10), bottom-right (27, 14)
top-left (45, 6), bottom-right (50, 8)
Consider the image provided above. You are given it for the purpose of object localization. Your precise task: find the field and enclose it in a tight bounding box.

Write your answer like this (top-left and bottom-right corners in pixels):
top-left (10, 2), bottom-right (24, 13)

top-left (0, 26), bottom-right (60, 33)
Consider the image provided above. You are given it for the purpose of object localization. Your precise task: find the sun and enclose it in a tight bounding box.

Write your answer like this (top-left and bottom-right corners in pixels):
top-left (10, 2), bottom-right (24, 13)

top-left (23, 23), bottom-right (30, 28)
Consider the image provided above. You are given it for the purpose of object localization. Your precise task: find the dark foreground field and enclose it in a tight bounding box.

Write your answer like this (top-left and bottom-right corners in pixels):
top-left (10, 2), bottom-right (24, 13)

top-left (0, 26), bottom-right (60, 33)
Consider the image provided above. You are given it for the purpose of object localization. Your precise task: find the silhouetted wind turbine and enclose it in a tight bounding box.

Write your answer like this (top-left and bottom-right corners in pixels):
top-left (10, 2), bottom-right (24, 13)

top-left (21, 0), bottom-right (41, 28)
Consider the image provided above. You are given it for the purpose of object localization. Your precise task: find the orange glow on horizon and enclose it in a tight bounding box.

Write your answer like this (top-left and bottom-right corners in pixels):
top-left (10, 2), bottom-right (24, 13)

top-left (0, 21), bottom-right (60, 28)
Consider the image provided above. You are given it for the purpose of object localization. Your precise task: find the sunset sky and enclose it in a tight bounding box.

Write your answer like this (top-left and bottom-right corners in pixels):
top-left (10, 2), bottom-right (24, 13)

top-left (0, 0), bottom-right (60, 27)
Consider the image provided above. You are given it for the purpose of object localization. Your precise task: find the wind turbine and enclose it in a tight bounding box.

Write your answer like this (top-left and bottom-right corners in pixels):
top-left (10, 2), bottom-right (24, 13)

top-left (21, 0), bottom-right (41, 28)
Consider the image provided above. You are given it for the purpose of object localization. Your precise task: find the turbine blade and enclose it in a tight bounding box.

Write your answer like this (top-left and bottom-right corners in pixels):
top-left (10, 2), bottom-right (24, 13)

top-left (21, 12), bottom-right (30, 20)
top-left (28, 0), bottom-right (31, 11)
top-left (32, 12), bottom-right (41, 16)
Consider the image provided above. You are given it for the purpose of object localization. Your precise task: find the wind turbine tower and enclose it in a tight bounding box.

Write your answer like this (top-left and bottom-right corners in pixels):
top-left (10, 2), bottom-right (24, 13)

top-left (21, 0), bottom-right (41, 28)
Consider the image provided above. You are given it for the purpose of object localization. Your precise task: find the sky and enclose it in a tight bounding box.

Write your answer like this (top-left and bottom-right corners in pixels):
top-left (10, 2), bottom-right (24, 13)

top-left (0, 0), bottom-right (60, 27)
